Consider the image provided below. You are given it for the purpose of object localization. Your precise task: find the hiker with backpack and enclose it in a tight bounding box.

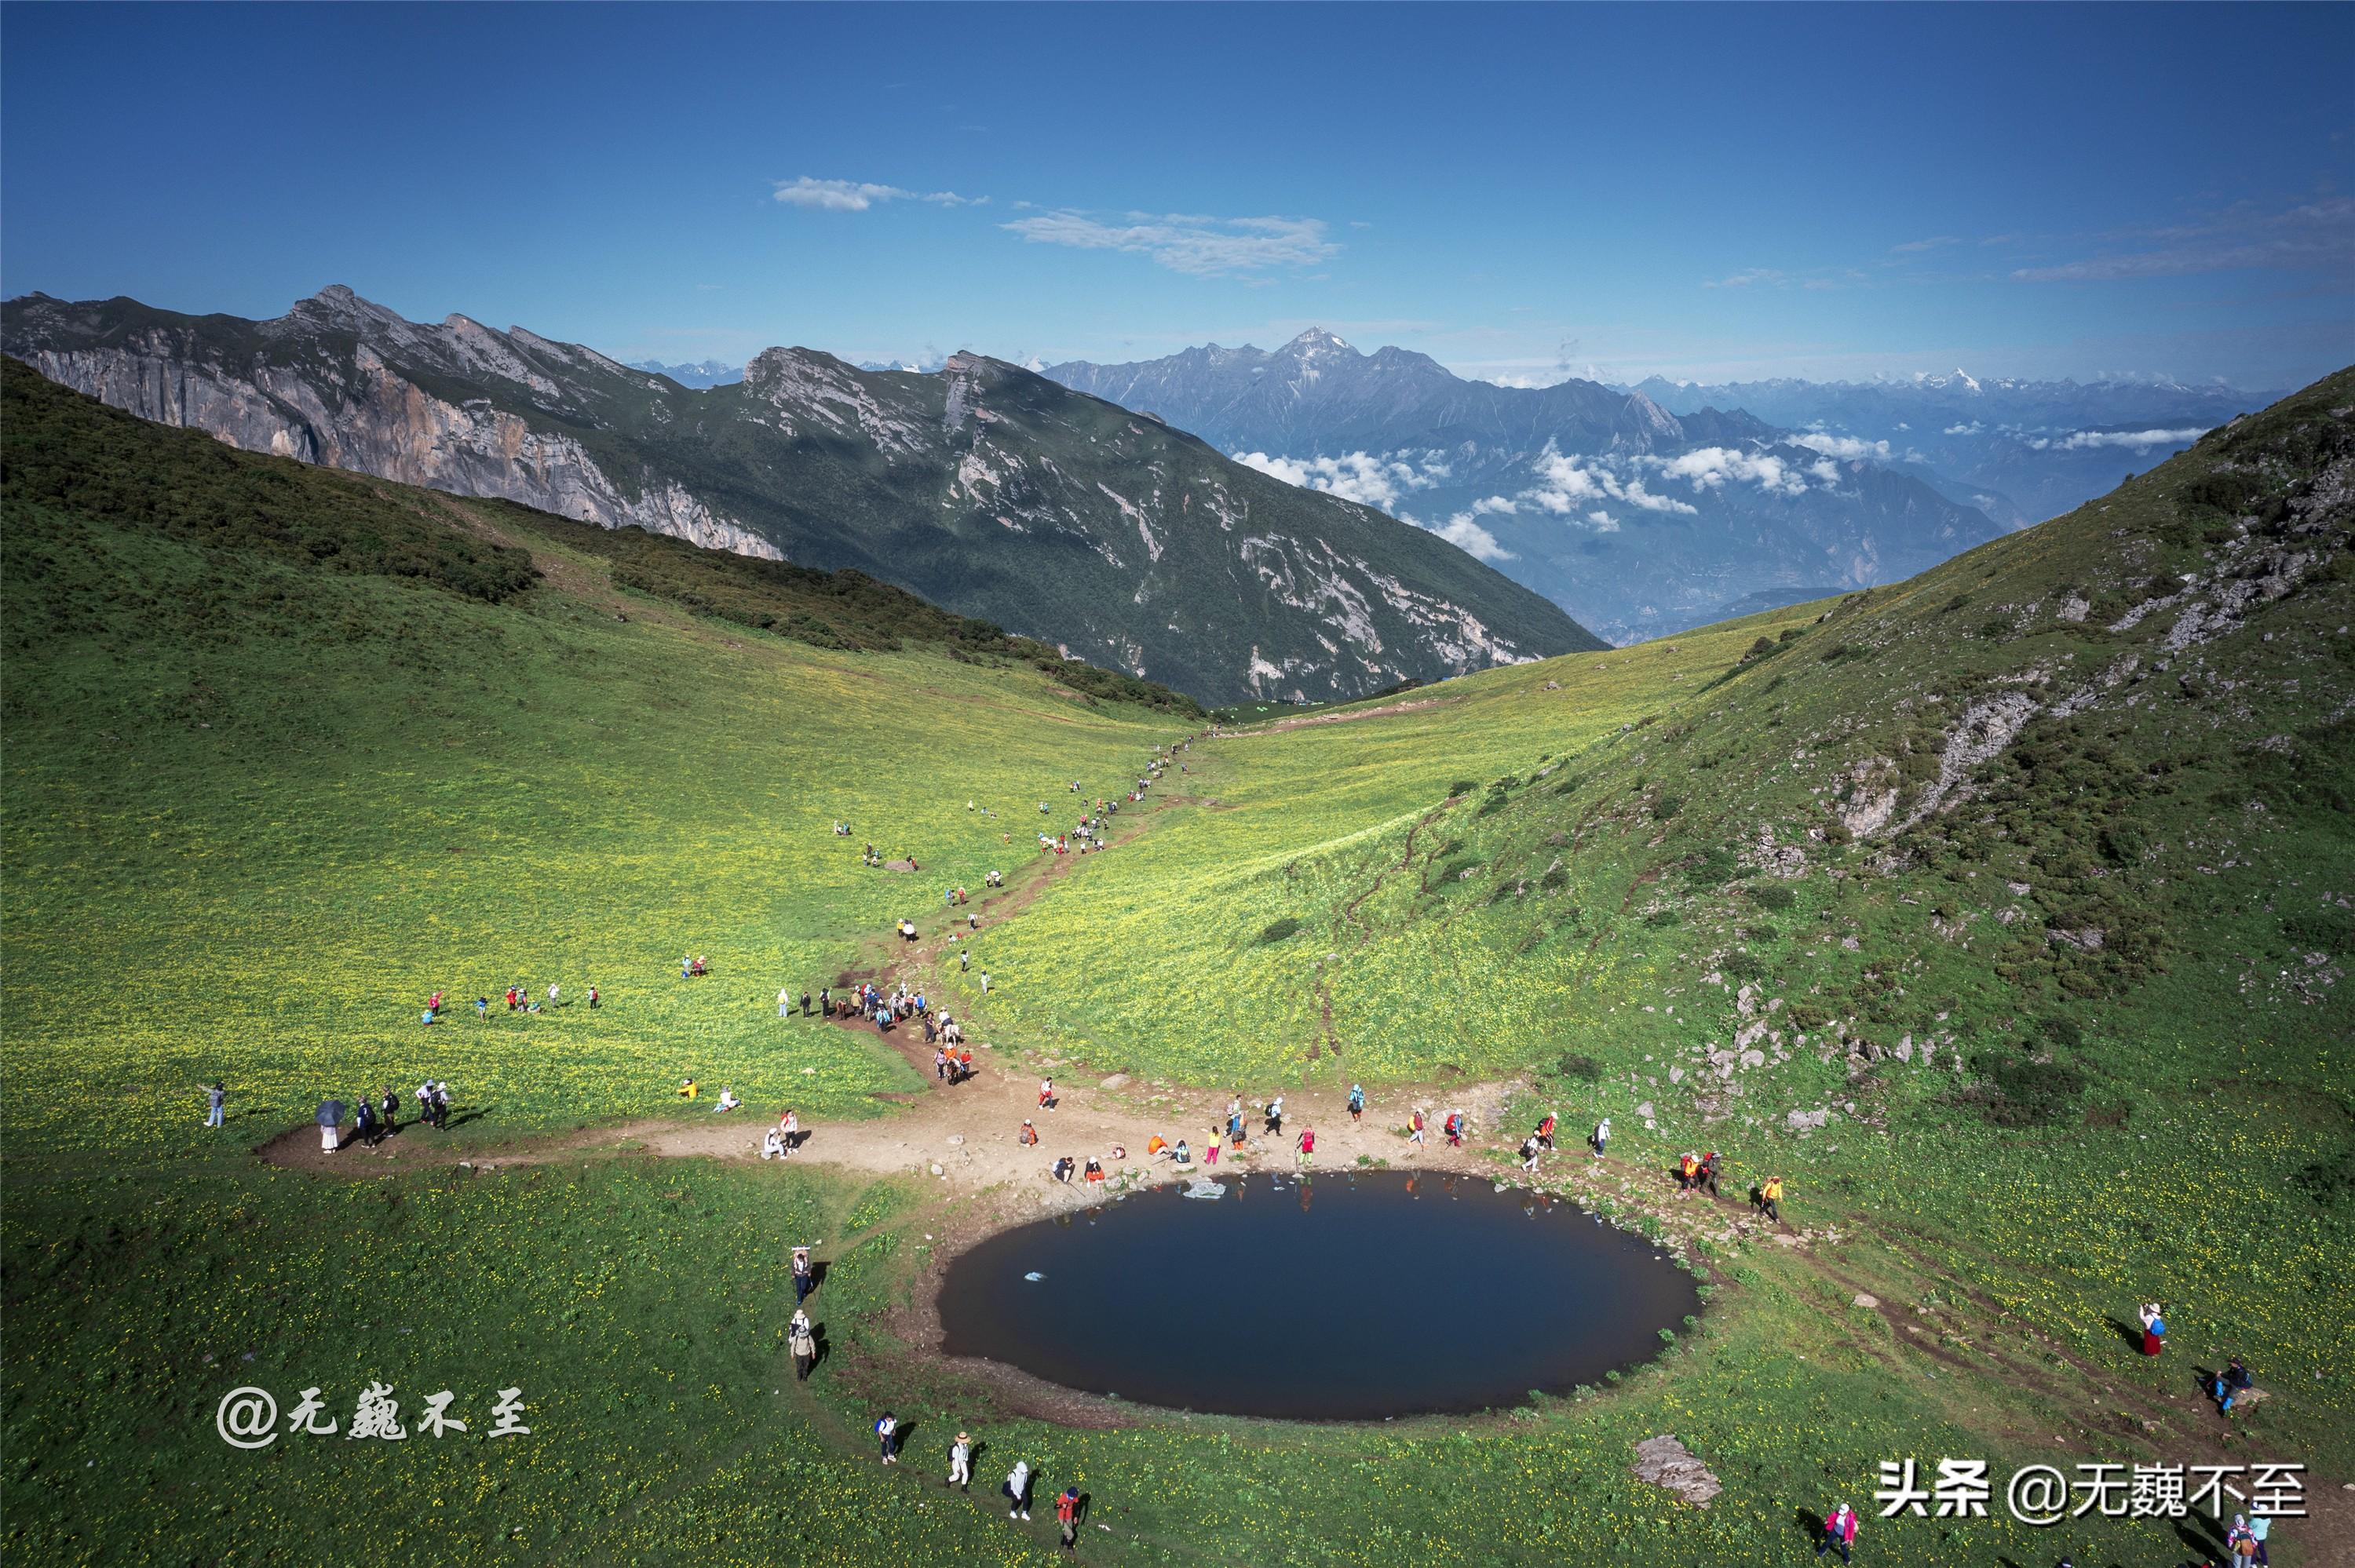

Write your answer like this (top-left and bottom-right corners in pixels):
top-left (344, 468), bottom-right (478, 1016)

top-left (874, 1410), bottom-right (899, 1464)
top-left (947, 1431), bottom-right (973, 1491)
top-left (1003, 1460), bottom-right (1033, 1520)
top-left (790, 1311), bottom-right (816, 1380)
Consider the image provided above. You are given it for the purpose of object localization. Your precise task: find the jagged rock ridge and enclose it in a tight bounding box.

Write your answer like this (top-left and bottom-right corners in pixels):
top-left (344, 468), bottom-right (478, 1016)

top-left (4, 290), bottom-right (1599, 701)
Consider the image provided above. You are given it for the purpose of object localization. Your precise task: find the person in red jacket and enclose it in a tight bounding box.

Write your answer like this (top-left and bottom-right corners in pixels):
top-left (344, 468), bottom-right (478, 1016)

top-left (1055, 1486), bottom-right (1081, 1552)
top-left (1818, 1501), bottom-right (1859, 1563)
top-left (1294, 1125), bottom-right (1315, 1170)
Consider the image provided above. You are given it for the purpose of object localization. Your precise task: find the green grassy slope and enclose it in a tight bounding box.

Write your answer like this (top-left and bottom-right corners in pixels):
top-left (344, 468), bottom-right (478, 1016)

top-left (0, 361), bottom-right (1192, 1161)
top-left (5, 360), bottom-right (2350, 1568)
top-left (973, 371), bottom-right (2355, 1475)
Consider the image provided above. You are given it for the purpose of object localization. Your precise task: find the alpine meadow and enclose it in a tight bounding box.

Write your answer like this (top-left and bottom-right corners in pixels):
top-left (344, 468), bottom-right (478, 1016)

top-left (4, 5), bottom-right (2353, 1567)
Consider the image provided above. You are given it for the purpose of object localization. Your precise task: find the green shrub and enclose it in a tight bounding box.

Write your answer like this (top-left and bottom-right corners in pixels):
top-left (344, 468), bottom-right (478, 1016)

top-left (1973, 1052), bottom-right (2088, 1128)
top-left (1258, 917), bottom-right (1302, 944)
top-left (1750, 884), bottom-right (1797, 910)
top-left (1685, 846), bottom-right (1740, 886)
top-left (1554, 1053), bottom-right (1603, 1082)
top-left (2282, 908), bottom-right (2355, 954)
top-left (2098, 824), bottom-right (2147, 865)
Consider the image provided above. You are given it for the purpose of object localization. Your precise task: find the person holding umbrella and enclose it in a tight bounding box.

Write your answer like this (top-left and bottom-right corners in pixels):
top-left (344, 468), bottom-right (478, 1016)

top-left (317, 1096), bottom-right (345, 1153)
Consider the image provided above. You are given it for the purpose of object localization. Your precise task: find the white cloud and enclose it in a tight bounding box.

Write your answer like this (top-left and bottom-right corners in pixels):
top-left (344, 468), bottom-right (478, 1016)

top-left (1522, 443), bottom-right (1701, 517)
top-left (1944, 421), bottom-right (1984, 436)
top-left (1231, 449), bottom-right (1448, 512)
top-left (2025, 426), bottom-right (2207, 452)
top-left (1809, 458), bottom-right (1842, 486)
top-left (1470, 494), bottom-right (1518, 515)
top-left (1783, 432), bottom-right (1892, 461)
top-left (773, 177), bottom-right (982, 211)
top-left (1586, 510), bottom-right (1621, 533)
top-left (1652, 446), bottom-right (1809, 498)
top-left (1002, 211), bottom-right (1337, 277)
top-left (1410, 512), bottom-right (1515, 562)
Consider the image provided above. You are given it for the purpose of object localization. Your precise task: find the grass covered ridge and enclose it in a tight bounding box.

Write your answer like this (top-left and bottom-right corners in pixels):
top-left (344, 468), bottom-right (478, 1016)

top-left (3, 359), bottom-right (2352, 1565)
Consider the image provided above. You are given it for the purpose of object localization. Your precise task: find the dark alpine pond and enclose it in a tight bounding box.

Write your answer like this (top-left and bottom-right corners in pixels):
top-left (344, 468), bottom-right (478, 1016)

top-left (937, 1169), bottom-right (1701, 1420)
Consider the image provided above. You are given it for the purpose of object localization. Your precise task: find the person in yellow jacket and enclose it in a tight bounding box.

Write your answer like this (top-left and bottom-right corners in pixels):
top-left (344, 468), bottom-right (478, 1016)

top-left (1759, 1175), bottom-right (1784, 1223)
top-left (677, 1077), bottom-right (698, 1101)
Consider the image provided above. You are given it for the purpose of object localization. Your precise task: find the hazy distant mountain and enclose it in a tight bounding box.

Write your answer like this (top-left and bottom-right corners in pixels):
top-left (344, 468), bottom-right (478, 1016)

top-left (1627, 370), bottom-right (2269, 527)
top-left (5, 289), bottom-right (1596, 701)
top-left (626, 358), bottom-right (741, 388)
top-left (1047, 331), bottom-right (2001, 644)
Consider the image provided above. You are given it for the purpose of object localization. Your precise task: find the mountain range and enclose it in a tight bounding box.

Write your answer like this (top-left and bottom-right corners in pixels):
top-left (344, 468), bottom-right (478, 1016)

top-left (1627, 370), bottom-right (2269, 528)
top-left (2, 290), bottom-right (1597, 702)
top-left (626, 358), bottom-right (742, 389)
top-left (1044, 332), bottom-right (2004, 644)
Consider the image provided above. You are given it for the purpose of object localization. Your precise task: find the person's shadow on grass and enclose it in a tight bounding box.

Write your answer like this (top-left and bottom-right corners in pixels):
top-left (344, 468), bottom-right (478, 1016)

top-left (446, 1104), bottom-right (492, 1130)
top-left (2172, 1512), bottom-right (2225, 1560)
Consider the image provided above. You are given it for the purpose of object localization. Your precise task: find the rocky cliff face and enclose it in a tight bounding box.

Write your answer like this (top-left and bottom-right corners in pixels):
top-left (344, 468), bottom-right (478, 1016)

top-left (5, 289), bottom-right (1598, 701)
top-left (9, 290), bottom-right (780, 560)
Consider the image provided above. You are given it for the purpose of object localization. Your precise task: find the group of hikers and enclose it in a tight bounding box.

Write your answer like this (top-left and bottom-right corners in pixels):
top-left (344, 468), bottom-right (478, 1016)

top-left (305, 1081), bottom-right (453, 1150)
top-left (784, 1227), bottom-right (1090, 1552)
top-left (872, 1421), bottom-right (1086, 1552)
top-left (421, 983), bottom-right (598, 1025)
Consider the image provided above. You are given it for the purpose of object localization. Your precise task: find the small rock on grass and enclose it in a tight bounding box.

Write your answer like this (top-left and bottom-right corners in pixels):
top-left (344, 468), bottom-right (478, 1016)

top-left (1631, 1435), bottom-right (1722, 1508)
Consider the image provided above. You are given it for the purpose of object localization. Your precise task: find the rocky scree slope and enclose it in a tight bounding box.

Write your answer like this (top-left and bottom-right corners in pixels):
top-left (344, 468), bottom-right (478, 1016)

top-left (2, 289), bottom-right (1596, 702)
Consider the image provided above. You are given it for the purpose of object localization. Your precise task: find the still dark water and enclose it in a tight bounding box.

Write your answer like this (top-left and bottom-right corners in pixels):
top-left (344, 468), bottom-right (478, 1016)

top-left (938, 1171), bottom-right (1700, 1420)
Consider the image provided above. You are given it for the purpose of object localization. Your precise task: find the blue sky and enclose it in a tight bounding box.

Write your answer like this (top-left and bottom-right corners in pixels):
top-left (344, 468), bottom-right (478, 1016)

top-left (4, 3), bottom-right (2350, 388)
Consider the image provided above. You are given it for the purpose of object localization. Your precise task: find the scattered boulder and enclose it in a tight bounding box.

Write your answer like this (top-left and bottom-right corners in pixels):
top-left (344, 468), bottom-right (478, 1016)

top-left (1851, 1293), bottom-right (1880, 1311)
top-left (1787, 1107), bottom-right (1831, 1131)
top-left (1631, 1435), bottom-right (1722, 1508)
top-left (1099, 1074), bottom-right (1130, 1091)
